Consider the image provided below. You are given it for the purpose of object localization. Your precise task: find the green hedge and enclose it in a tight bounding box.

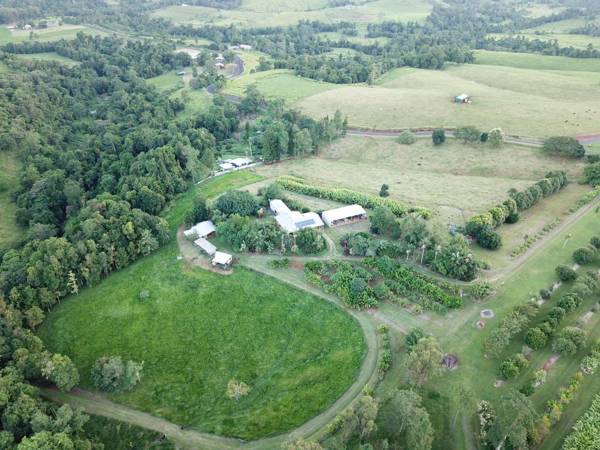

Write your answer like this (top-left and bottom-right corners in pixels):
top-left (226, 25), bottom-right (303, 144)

top-left (562, 394), bottom-right (600, 449)
top-left (277, 176), bottom-right (430, 218)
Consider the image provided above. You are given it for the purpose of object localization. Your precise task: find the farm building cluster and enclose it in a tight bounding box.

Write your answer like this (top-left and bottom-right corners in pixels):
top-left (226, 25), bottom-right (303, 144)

top-left (270, 200), bottom-right (367, 232)
top-left (184, 220), bottom-right (233, 269)
top-left (184, 199), bottom-right (367, 265)
top-left (218, 157), bottom-right (255, 173)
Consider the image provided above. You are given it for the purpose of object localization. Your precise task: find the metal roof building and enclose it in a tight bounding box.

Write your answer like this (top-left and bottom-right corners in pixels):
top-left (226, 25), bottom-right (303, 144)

top-left (212, 251), bottom-right (233, 269)
top-left (321, 205), bottom-right (367, 227)
top-left (269, 199), bottom-right (292, 216)
top-left (275, 211), bottom-right (324, 233)
top-left (184, 220), bottom-right (216, 239)
top-left (194, 238), bottom-right (217, 256)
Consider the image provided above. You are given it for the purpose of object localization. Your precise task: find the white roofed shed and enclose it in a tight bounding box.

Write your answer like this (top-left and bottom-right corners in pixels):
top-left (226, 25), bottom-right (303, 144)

top-left (321, 205), bottom-right (367, 227)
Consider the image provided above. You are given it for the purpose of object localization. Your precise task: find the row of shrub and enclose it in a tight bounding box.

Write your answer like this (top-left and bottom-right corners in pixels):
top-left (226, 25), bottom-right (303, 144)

top-left (276, 175), bottom-right (431, 218)
top-left (377, 324), bottom-right (392, 380)
top-left (466, 171), bottom-right (568, 249)
top-left (483, 303), bottom-right (539, 357)
top-left (569, 185), bottom-right (600, 213)
top-left (562, 393), bottom-right (600, 450)
top-left (365, 256), bottom-right (463, 309)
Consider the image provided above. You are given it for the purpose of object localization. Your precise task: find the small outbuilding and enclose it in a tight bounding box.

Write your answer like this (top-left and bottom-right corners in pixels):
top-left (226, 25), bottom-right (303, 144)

top-left (184, 220), bottom-right (216, 239)
top-left (219, 162), bottom-right (235, 171)
top-left (215, 62), bottom-right (225, 70)
top-left (239, 44), bottom-right (252, 51)
top-left (212, 251), bottom-right (233, 269)
top-left (177, 71), bottom-right (186, 76)
top-left (229, 157), bottom-right (253, 168)
top-left (194, 238), bottom-right (216, 256)
top-left (454, 93), bottom-right (471, 104)
top-left (322, 205), bottom-right (367, 227)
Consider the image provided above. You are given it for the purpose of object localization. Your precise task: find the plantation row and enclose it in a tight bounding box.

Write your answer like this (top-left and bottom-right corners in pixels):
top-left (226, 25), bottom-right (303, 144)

top-left (467, 171), bottom-right (568, 249)
top-left (562, 393), bottom-right (600, 449)
top-left (276, 176), bottom-right (431, 218)
top-left (304, 256), bottom-right (463, 312)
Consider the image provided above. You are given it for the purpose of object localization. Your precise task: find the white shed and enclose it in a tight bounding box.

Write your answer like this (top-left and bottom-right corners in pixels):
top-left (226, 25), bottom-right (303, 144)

top-left (212, 251), bottom-right (233, 269)
top-left (321, 205), bottom-right (367, 227)
top-left (194, 238), bottom-right (216, 256)
top-left (184, 220), bottom-right (216, 239)
top-left (275, 211), bottom-right (324, 233)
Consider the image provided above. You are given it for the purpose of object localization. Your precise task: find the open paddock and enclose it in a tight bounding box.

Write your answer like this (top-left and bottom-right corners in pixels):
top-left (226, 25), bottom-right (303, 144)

top-left (151, 0), bottom-right (432, 28)
top-left (296, 61), bottom-right (600, 136)
top-left (0, 24), bottom-right (104, 44)
top-left (254, 135), bottom-right (586, 223)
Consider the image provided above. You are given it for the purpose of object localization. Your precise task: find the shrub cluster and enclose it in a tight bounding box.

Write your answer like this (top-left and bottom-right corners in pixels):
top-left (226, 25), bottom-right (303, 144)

top-left (483, 303), bottom-right (539, 356)
top-left (573, 240), bottom-right (598, 265)
top-left (543, 136), bottom-right (586, 159)
top-left (499, 353), bottom-right (529, 379)
top-left (377, 325), bottom-right (392, 379)
top-left (217, 214), bottom-right (325, 255)
top-left (277, 175), bottom-right (431, 218)
top-left (467, 171), bottom-right (568, 249)
top-left (365, 256), bottom-right (463, 310)
top-left (304, 260), bottom-right (379, 309)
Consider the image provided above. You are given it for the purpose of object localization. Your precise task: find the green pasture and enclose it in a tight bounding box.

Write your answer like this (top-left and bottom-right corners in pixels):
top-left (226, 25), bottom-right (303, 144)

top-left (0, 151), bottom-right (23, 252)
top-left (0, 24), bottom-right (103, 44)
top-left (473, 50), bottom-right (600, 71)
top-left (296, 61), bottom-right (600, 136)
top-left (39, 172), bottom-right (366, 440)
top-left (489, 32), bottom-right (600, 50)
top-left (151, 0), bottom-right (432, 28)
top-left (224, 70), bottom-right (337, 102)
top-left (254, 135), bottom-right (586, 222)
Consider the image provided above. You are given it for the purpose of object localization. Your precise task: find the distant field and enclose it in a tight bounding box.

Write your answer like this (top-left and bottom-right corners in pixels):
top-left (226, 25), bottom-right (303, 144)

top-left (473, 50), bottom-right (600, 71)
top-left (224, 69), bottom-right (336, 101)
top-left (253, 135), bottom-right (584, 223)
top-left (147, 70), bottom-right (211, 117)
top-left (15, 52), bottom-right (79, 66)
top-left (489, 32), bottom-right (600, 50)
top-left (151, 0), bottom-right (432, 28)
top-left (0, 24), bottom-right (103, 44)
top-left (295, 61), bottom-right (600, 136)
top-left (0, 152), bottom-right (23, 252)
top-left (524, 16), bottom-right (600, 34)
top-left (39, 172), bottom-right (366, 440)
top-left (522, 3), bottom-right (565, 18)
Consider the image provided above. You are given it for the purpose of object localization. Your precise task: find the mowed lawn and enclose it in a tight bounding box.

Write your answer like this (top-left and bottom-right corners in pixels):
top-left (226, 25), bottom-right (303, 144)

top-left (39, 172), bottom-right (366, 440)
top-left (296, 59), bottom-right (600, 136)
top-left (0, 151), bottom-right (23, 252)
top-left (254, 136), bottom-right (585, 222)
top-left (151, 0), bottom-right (432, 28)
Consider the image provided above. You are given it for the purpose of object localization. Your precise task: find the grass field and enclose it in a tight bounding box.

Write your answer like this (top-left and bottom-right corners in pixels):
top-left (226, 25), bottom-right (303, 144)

top-left (147, 70), bottom-right (211, 118)
top-left (39, 172), bottom-right (366, 440)
top-left (524, 16), bottom-right (600, 34)
top-left (473, 50), bottom-right (600, 72)
top-left (254, 135), bottom-right (586, 222)
top-left (0, 151), bottom-right (23, 252)
top-left (295, 61), bottom-right (600, 136)
top-left (224, 70), bottom-right (336, 102)
top-left (151, 0), bottom-right (432, 28)
top-left (0, 24), bottom-right (103, 44)
top-left (14, 52), bottom-right (79, 66)
top-left (489, 32), bottom-right (600, 50)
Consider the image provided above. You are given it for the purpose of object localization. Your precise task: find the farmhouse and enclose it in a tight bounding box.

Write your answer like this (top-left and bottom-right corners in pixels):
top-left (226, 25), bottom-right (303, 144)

top-left (194, 238), bottom-right (216, 256)
top-left (215, 62), bottom-right (225, 70)
top-left (212, 251), bottom-right (233, 269)
top-left (322, 205), bottom-right (367, 227)
top-left (184, 220), bottom-right (216, 239)
top-left (270, 199), bottom-right (324, 233)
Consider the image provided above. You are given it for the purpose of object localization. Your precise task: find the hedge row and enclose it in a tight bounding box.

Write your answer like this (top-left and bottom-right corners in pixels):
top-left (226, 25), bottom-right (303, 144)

top-left (562, 394), bottom-right (600, 450)
top-left (467, 171), bottom-right (568, 249)
top-left (277, 175), bottom-right (431, 218)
